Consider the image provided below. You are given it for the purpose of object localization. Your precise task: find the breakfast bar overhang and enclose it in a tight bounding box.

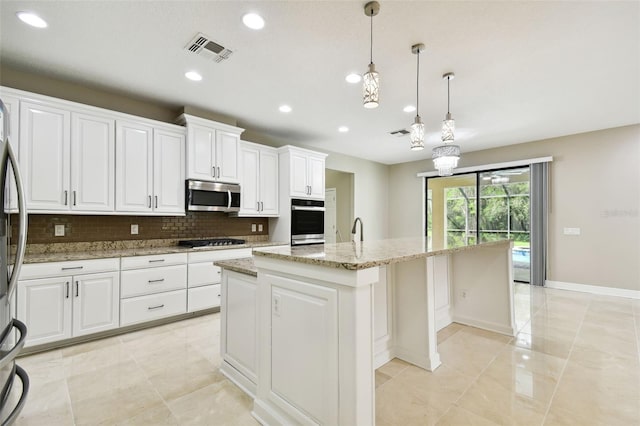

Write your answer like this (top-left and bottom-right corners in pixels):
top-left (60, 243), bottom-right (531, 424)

top-left (246, 238), bottom-right (515, 425)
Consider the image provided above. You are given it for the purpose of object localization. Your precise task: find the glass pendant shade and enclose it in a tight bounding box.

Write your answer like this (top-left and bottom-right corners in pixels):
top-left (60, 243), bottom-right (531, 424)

top-left (432, 144), bottom-right (460, 176)
top-left (441, 112), bottom-right (455, 142)
top-left (410, 116), bottom-right (425, 150)
top-left (363, 63), bottom-right (379, 109)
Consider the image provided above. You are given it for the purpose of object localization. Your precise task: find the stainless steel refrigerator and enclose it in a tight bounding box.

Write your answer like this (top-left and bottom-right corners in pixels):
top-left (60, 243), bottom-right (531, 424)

top-left (0, 98), bottom-right (29, 424)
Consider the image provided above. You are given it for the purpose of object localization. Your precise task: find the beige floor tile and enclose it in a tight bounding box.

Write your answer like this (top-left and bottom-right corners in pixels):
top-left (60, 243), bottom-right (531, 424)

top-left (512, 331), bottom-right (573, 359)
top-left (459, 326), bottom-right (513, 344)
top-left (16, 348), bottom-right (62, 363)
top-left (531, 309), bottom-right (584, 332)
top-left (377, 358), bottom-right (411, 378)
top-left (146, 357), bottom-right (227, 401)
top-left (167, 380), bottom-right (256, 425)
top-left (132, 340), bottom-right (210, 376)
top-left (118, 322), bottom-right (176, 343)
top-left (67, 358), bottom-right (148, 404)
top-left (113, 402), bottom-right (179, 426)
top-left (457, 374), bottom-right (549, 426)
top-left (120, 328), bottom-right (181, 358)
top-left (394, 364), bottom-right (475, 409)
top-left (12, 378), bottom-right (74, 426)
top-left (520, 315), bottom-right (580, 339)
top-left (71, 380), bottom-right (164, 425)
top-left (375, 370), bottom-right (392, 388)
top-left (65, 341), bottom-right (135, 378)
top-left (15, 355), bottom-right (72, 386)
top-left (437, 322), bottom-right (464, 344)
top-left (436, 405), bottom-right (500, 426)
top-left (61, 335), bottom-right (122, 358)
top-left (573, 323), bottom-right (639, 359)
top-left (438, 329), bottom-right (509, 377)
top-left (376, 377), bottom-right (449, 426)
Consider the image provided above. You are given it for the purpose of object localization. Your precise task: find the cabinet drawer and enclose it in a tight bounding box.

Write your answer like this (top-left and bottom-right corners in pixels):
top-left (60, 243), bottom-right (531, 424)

top-left (188, 284), bottom-right (221, 312)
top-left (121, 265), bottom-right (187, 298)
top-left (121, 253), bottom-right (187, 270)
top-left (120, 289), bottom-right (186, 327)
top-left (188, 262), bottom-right (221, 288)
top-left (187, 248), bottom-right (252, 263)
top-left (19, 258), bottom-right (120, 280)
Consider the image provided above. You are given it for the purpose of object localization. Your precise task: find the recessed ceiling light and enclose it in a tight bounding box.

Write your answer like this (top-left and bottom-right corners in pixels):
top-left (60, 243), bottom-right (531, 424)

top-left (16, 11), bottom-right (47, 28)
top-left (345, 73), bottom-right (362, 84)
top-left (338, 126), bottom-right (349, 133)
top-left (403, 105), bottom-right (416, 113)
top-left (242, 13), bottom-right (265, 30)
top-left (279, 105), bottom-right (292, 113)
top-left (185, 71), bottom-right (202, 81)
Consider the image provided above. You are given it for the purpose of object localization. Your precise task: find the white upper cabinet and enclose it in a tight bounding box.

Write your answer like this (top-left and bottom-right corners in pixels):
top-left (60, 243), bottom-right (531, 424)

top-left (20, 101), bottom-right (71, 211)
top-left (238, 141), bottom-right (279, 217)
top-left (179, 114), bottom-right (244, 183)
top-left (71, 112), bottom-right (115, 211)
top-left (281, 146), bottom-right (327, 200)
top-left (116, 120), bottom-right (185, 214)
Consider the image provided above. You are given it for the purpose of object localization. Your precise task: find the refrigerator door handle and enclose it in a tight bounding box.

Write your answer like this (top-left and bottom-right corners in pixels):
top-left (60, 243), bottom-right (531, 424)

top-left (7, 139), bottom-right (27, 298)
top-left (0, 319), bottom-right (27, 371)
top-left (2, 364), bottom-right (30, 426)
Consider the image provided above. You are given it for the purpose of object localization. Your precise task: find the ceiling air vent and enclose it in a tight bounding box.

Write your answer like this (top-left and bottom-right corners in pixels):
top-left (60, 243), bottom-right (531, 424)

top-left (389, 129), bottom-right (410, 137)
top-left (185, 33), bottom-right (234, 63)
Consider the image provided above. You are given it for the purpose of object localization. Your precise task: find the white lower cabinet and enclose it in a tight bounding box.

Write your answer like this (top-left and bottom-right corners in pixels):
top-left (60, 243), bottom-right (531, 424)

top-left (17, 259), bottom-right (120, 347)
top-left (187, 248), bottom-right (252, 313)
top-left (120, 253), bottom-right (187, 326)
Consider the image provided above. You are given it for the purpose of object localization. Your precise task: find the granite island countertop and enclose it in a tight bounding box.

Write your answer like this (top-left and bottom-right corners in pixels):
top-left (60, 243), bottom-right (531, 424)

top-left (19, 240), bottom-right (288, 264)
top-left (214, 257), bottom-right (257, 277)
top-left (253, 238), bottom-right (512, 271)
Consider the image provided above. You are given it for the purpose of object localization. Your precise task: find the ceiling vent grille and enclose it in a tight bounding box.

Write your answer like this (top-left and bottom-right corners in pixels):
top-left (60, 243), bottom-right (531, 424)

top-left (389, 129), bottom-right (410, 137)
top-left (185, 33), bottom-right (234, 63)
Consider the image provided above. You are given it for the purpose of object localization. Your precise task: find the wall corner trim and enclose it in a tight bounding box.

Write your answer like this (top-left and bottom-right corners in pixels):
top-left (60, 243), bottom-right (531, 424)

top-left (545, 280), bottom-right (640, 300)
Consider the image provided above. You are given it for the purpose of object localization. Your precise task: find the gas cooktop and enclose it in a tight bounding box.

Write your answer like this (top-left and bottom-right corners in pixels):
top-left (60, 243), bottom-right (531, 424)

top-left (178, 238), bottom-right (246, 248)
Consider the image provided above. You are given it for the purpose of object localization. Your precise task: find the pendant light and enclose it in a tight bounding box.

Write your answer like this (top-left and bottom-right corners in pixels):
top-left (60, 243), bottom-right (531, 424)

top-left (432, 72), bottom-right (460, 176)
top-left (362, 1), bottom-right (380, 109)
top-left (410, 43), bottom-right (425, 151)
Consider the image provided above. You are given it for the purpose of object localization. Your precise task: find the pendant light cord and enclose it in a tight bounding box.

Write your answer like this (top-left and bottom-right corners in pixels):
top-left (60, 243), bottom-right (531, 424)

top-left (447, 76), bottom-right (451, 114)
top-left (416, 50), bottom-right (420, 116)
top-left (370, 9), bottom-right (373, 65)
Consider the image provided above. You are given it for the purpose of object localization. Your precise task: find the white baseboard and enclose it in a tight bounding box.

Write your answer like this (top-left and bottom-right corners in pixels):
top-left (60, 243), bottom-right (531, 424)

top-left (220, 361), bottom-right (256, 399)
top-left (394, 347), bottom-right (441, 372)
top-left (452, 314), bottom-right (516, 337)
top-left (545, 280), bottom-right (640, 300)
top-left (435, 305), bottom-right (452, 332)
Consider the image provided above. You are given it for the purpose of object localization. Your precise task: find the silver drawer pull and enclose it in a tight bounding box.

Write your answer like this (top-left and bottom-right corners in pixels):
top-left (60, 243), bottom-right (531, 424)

top-left (61, 266), bottom-right (83, 271)
top-left (148, 279), bottom-right (165, 283)
top-left (148, 259), bottom-right (165, 263)
top-left (148, 304), bottom-right (165, 310)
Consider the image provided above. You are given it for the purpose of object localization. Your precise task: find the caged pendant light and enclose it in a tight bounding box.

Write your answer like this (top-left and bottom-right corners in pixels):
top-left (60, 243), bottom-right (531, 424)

top-left (432, 72), bottom-right (460, 176)
top-left (362, 1), bottom-right (380, 109)
top-left (409, 43), bottom-right (425, 151)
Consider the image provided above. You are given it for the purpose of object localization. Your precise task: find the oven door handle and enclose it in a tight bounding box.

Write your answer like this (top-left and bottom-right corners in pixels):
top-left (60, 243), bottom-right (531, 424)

top-left (0, 319), bottom-right (27, 371)
top-left (291, 206), bottom-right (325, 212)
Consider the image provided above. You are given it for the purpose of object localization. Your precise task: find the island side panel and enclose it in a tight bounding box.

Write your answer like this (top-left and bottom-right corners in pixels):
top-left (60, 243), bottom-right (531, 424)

top-left (450, 242), bottom-right (516, 336)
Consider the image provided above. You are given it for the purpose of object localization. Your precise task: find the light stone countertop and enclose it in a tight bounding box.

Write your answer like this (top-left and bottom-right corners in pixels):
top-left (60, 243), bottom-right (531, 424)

top-left (214, 258), bottom-right (257, 277)
top-left (253, 238), bottom-right (512, 271)
top-left (20, 241), bottom-right (288, 264)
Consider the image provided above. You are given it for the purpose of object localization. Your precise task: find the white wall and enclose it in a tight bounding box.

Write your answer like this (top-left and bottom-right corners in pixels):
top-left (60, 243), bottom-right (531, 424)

top-left (389, 125), bottom-right (640, 291)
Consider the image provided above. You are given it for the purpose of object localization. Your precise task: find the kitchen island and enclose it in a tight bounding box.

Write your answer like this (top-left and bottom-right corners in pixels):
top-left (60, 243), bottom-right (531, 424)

top-left (218, 238), bottom-right (514, 426)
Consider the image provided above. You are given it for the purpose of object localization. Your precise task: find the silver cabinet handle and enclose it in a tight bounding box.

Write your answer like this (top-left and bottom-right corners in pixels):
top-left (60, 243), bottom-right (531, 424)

top-left (212, 166), bottom-right (216, 178)
top-left (217, 166), bottom-right (220, 179)
top-left (148, 278), bottom-right (165, 283)
top-left (148, 259), bottom-right (165, 263)
top-left (64, 190), bottom-right (68, 205)
top-left (257, 201), bottom-right (260, 211)
top-left (75, 281), bottom-right (79, 297)
top-left (66, 282), bottom-right (69, 299)
top-left (261, 201), bottom-right (264, 211)
top-left (73, 190), bottom-right (77, 206)
top-left (148, 304), bottom-right (165, 310)
top-left (148, 195), bottom-right (152, 208)
top-left (61, 266), bottom-right (83, 271)
top-left (154, 195), bottom-right (158, 209)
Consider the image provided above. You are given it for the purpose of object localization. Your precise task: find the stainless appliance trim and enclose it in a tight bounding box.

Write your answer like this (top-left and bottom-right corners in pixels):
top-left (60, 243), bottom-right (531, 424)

top-left (186, 180), bottom-right (241, 213)
top-left (291, 205), bottom-right (325, 212)
top-left (187, 180), bottom-right (239, 193)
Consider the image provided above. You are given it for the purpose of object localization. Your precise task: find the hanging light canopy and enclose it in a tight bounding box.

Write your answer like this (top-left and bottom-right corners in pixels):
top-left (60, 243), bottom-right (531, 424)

top-left (432, 72), bottom-right (460, 176)
top-left (362, 1), bottom-right (380, 109)
top-left (410, 43), bottom-right (425, 151)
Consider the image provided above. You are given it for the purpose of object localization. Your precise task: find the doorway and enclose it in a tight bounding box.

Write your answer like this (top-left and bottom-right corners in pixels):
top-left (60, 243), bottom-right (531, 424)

top-left (325, 169), bottom-right (354, 243)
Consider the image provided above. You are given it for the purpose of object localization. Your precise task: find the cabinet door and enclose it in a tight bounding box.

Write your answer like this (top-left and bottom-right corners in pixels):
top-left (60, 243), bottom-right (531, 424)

top-left (290, 152), bottom-right (309, 198)
top-left (72, 271), bottom-right (120, 337)
top-left (71, 113), bottom-right (115, 211)
top-left (153, 129), bottom-right (185, 213)
top-left (17, 277), bottom-right (72, 347)
top-left (259, 148), bottom-right (279, 215)
top-left (1, 94), bottom-right (20, 212)
top-left (20, 101), bottom-right (71, 211)
top-left (187, 124), bottom-right (215, 181)
top-left (115, 120), bottom-right (153, 212)
top-left (223, 273), bottom-right (257, 383)
top-left (239, 144), bottom-right (259, 215)
top-left (216, 130), bottom-right (239, 183)
top-left (308, 155), bottom-right (325, 199)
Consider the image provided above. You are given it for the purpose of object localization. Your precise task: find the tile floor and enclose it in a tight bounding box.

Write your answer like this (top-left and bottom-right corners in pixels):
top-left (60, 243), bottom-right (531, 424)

top-left (10, 284), bottom-right (640, 425)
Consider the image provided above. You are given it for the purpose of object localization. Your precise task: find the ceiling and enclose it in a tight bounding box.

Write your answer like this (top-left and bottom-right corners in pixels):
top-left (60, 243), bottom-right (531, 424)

top-left (1, 1), bottom-right (638, 165)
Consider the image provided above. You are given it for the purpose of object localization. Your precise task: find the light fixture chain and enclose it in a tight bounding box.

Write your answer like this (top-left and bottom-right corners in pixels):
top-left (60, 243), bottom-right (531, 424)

top-left (370, 9), bottom-right (373, 64)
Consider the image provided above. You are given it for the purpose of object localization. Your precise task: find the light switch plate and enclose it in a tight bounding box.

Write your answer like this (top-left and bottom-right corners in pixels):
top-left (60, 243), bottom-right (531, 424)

top-left (251, 224), bottom-right (257, 232)
top-left (563, 227), bottom-right (581, 235)
top-left (131, 224), bottom-right (139, 235)
top-left (54, 224), bottom-right (65, 237)
top-left (258, 224), bottom-right (263, 232)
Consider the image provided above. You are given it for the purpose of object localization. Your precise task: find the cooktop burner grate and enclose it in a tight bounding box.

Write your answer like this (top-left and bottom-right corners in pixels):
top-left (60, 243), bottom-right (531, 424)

top-left (178, 238), bottom-right (246, 248)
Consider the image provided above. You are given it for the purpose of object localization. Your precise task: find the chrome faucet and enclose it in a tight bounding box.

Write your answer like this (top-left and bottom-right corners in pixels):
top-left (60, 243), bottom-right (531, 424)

top-left (351, 217), bottom-right (364, 242)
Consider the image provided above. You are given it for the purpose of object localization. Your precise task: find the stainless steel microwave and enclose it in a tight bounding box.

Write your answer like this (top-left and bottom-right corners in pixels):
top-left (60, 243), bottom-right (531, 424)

top-left (186, 180), bottom-right (241, 212)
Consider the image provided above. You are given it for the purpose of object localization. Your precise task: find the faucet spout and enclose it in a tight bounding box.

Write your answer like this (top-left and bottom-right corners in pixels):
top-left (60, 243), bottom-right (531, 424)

top-left (351, 217), bottom-right (364, 242)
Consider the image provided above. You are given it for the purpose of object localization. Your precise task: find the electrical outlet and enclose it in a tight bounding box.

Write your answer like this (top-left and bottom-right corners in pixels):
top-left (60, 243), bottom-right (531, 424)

top-left (54, 224), bottom-right (65, 237)
top-left (251, 224), bottom-right (257, 232)
top-left (563, 227), bottom-right (581, 235)
top-left (273, 294), bottom-right (281, 316)
top-left (258, 224), bottom-right (263, 232)
top-left (131, 224), bottom-right (139, 235)
top-left (460, 289), bottom-right (468, 300)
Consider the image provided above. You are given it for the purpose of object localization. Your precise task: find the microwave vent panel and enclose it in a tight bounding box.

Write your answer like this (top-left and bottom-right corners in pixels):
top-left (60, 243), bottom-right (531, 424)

top-left (185, 33), bottom-right (234, 63)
